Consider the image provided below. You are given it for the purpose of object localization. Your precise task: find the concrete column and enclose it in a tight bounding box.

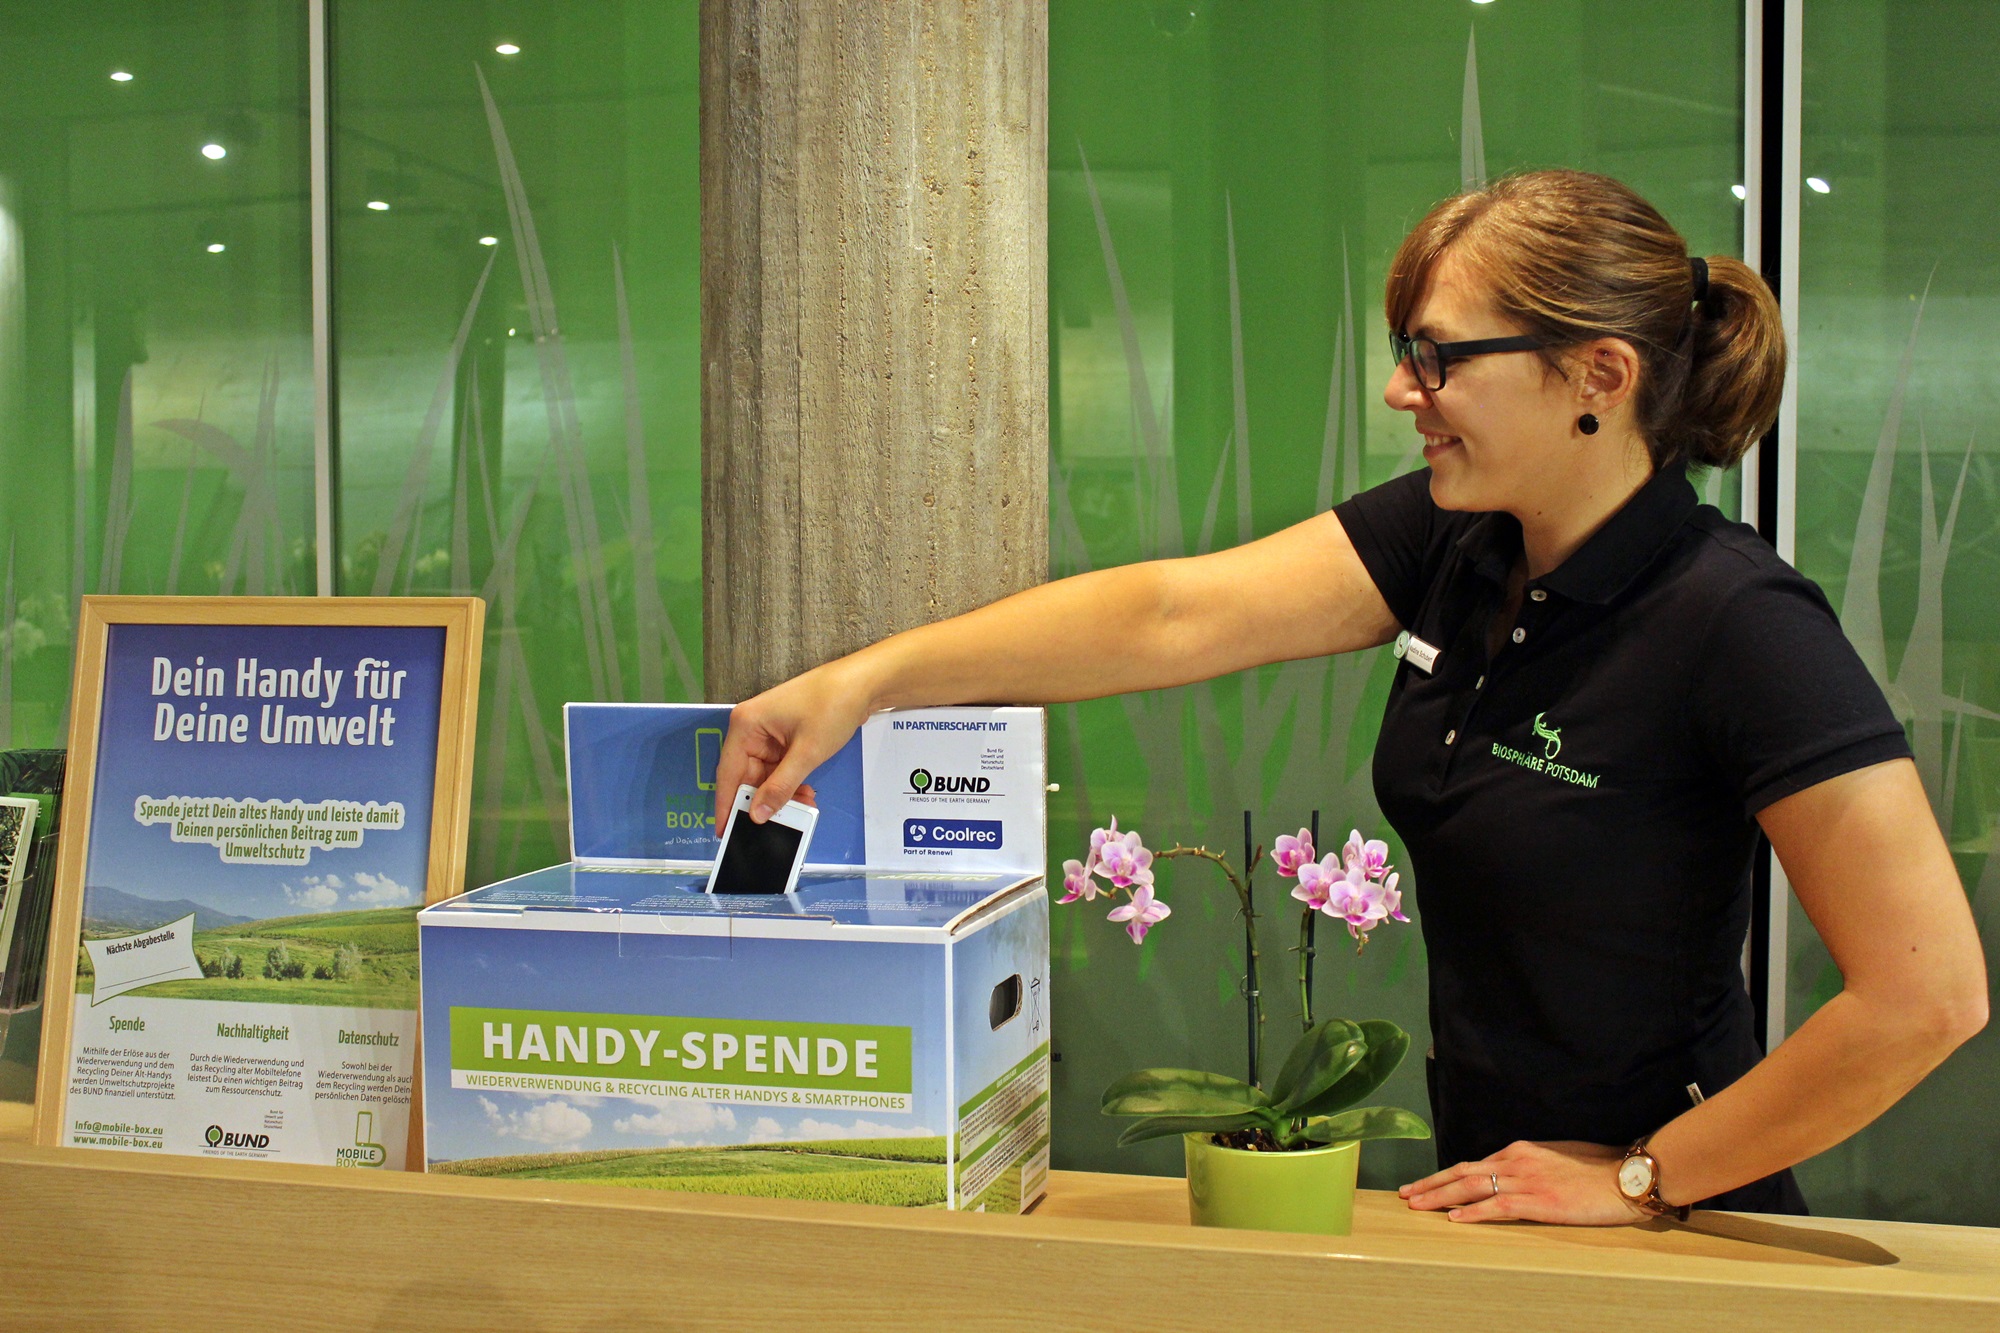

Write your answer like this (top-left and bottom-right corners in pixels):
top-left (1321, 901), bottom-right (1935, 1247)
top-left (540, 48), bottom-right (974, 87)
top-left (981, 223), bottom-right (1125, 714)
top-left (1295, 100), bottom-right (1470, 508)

top-left (701, 0), bottom-right (1048, 702)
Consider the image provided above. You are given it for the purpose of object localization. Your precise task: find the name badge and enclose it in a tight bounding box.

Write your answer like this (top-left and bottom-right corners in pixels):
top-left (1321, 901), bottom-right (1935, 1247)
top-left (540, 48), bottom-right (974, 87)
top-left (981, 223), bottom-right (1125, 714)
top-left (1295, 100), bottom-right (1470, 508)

top-left (1393, 630), bottom-right (1440, 675)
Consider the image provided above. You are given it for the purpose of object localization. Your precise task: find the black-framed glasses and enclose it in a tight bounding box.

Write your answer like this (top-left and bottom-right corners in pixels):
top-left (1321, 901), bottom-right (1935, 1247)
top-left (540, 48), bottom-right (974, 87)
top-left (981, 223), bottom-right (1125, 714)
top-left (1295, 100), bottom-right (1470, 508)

top-left (1388, 331), bottom-right (1545, 391)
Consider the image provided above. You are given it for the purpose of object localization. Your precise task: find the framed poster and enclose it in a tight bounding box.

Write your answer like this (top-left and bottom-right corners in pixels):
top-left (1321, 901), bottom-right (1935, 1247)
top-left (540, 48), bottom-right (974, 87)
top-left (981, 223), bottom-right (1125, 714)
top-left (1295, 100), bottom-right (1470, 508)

top-left (33, 597), bottom-right (482, 1170)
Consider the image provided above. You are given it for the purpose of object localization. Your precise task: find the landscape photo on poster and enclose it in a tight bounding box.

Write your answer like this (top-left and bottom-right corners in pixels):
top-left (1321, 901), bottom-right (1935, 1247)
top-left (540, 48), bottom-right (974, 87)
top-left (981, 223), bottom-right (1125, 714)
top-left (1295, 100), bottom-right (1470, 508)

top-left (0, 794), bottom-right (39, 1003)
top-left (76, 622), bottom-right (446, 1010)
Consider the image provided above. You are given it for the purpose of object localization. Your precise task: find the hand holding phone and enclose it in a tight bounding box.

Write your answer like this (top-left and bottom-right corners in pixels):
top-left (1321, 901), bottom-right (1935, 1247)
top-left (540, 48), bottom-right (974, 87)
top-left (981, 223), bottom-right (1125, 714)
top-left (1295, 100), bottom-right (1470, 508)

top-left (706, 783), bottom-right (819, 895)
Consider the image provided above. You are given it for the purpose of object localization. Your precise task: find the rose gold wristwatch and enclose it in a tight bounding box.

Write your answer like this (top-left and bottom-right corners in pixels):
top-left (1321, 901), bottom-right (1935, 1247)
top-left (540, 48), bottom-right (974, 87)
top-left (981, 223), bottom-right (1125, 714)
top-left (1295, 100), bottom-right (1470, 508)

top-left (1617, 1135), bottom-right (1691, 1222)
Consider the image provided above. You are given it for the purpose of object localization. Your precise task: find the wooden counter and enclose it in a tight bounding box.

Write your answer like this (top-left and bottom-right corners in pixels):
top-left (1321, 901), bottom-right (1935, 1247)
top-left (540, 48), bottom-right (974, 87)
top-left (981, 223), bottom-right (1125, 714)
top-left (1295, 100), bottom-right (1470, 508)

top-left (0, 1140), bottom-right (1994, 1330)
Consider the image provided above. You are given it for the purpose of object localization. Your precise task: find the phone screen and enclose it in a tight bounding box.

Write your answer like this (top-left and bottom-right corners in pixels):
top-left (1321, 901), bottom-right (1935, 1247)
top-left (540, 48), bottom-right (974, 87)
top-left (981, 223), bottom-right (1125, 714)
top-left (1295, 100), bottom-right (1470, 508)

top-left (710, 810), bottom-right (806, 895)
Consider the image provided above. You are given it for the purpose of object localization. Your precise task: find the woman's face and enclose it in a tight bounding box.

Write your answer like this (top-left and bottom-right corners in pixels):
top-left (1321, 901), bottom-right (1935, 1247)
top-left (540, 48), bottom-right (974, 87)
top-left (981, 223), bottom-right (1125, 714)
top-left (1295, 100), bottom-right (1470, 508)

top-left (1382, 251), bottom-right (1586, 517)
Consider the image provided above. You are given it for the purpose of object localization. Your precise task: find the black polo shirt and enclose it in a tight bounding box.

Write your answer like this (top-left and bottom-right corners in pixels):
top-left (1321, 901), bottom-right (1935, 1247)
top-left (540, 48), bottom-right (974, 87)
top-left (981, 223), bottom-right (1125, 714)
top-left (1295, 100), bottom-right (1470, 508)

top-left (1334, 462), bottom-right (1911, 1213)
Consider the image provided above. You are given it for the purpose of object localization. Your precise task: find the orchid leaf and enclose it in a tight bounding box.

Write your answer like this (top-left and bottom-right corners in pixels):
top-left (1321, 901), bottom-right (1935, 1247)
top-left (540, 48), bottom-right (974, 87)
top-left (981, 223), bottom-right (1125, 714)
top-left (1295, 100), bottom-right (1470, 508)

top-left (1114, 1111), bottom-right (1272, 1147)
top-left (1291, 1020), bottom-right (1410, 1119)
top-left (1271, 1019), bottom-right (1366, 1115)
top-left (1301, 1105), bottom-right (1432, 1145)
top-left (1101, 1068), bottom-right (1272, 1117)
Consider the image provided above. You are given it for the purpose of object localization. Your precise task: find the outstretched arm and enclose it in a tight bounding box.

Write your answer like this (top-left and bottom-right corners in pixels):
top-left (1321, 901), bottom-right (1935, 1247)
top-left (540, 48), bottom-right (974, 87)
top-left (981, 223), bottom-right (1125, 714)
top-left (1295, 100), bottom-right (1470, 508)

top-left (713, 508), bottom-right (1400, 825)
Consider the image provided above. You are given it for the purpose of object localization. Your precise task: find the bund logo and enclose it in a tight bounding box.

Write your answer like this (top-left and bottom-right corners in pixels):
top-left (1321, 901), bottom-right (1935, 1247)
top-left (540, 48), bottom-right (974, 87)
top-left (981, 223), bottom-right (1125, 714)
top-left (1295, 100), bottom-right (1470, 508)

top-left (908, 767), bottom-right (991, 795)
top-left (205, 1123), bottom-right (271, 1150)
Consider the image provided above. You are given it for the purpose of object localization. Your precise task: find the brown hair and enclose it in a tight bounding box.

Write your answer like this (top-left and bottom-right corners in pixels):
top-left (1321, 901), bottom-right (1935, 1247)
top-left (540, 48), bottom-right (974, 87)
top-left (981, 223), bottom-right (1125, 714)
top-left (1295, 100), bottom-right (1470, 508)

top-left (1385, 169), bottom-right (1784, 472)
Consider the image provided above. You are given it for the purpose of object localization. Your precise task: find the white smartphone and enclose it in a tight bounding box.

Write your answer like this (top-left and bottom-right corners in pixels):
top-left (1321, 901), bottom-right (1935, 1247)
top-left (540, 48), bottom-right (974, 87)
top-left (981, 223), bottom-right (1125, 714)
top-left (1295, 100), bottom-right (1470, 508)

top-left (705, 784), bottom-right (819, 895)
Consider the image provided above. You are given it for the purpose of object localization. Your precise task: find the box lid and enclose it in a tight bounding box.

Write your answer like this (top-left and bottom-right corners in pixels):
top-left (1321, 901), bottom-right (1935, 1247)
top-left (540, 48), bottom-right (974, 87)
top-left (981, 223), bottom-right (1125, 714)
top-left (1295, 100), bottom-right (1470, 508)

top-left (419, 861), bottom-right (1040, 936)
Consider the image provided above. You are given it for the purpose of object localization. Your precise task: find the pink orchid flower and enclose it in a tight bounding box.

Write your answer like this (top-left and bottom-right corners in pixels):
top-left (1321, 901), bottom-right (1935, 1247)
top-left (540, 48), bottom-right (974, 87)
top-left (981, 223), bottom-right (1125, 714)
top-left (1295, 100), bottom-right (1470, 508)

top-left (1378, 870), bottom-right (1409, 924)
top-left (1059, 858), bottom-right (1103, 904)
top-left (1342, 829), bottom-right (1391, 879)
top-left (1270, 829), bottom-right (1316, 878)
top-left (1290, 854), bottom-right (1338, 910)
top-left (1106, 882), bottom-right (1172, 944)
top-left (1095, 830), bottom-right (1155, 889)
top-left (1087, 817), bottom-right (1123, 862)
top-left (1324, 864), bottom-right (1390, 939)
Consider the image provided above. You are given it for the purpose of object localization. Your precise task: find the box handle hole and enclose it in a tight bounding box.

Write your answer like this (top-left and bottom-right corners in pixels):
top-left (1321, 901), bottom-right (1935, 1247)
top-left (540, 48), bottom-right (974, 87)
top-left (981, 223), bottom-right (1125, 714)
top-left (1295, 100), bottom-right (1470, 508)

top-left (989, 974), bottom-right (1022, 1030)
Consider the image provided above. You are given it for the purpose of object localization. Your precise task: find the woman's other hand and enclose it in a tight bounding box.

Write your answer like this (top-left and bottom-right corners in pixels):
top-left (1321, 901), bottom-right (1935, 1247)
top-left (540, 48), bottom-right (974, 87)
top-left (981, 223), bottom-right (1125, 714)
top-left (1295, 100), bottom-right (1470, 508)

top-left (1399, 1140), bottom-right (1642, 1225)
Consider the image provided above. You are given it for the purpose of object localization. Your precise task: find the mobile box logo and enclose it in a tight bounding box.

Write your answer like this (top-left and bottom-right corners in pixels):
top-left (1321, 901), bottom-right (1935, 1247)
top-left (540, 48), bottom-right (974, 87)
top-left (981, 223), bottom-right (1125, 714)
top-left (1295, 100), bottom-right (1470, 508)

top-left (335, 1110), bottom-right (389, 1167)
top-left (665, 726), bottom-right (724, 833)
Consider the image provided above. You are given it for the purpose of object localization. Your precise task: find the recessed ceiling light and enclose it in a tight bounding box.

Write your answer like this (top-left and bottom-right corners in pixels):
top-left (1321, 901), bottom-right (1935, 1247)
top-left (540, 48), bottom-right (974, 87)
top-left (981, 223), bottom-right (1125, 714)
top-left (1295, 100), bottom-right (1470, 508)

top-left (478, 235), bottom-right (498, 246)
top-left (201, 143), bottom-right (227, 160)
top-left (110, 70), bottom-right (134, 83)
top-left (1806, 176), bottom-right (1831, 194)
top-left (1731, 184), bottom-right (1747, 200)
top-left (206, 243), bottom-right (226, 254)
top-left (366, 200), bottom-right (391, 211)
top-left (495, 43), bottom-right (521, 55)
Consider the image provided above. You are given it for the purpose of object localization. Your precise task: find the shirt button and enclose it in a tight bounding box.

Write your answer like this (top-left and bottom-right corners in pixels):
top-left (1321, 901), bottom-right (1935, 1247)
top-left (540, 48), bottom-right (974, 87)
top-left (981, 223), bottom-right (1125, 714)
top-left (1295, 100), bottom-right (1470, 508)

top-left (1511, 627), bottom-right (1526, 644)
top-left (1530, 589), bottom-right (1548, 602)
top-left (1445, 730), bottom-right (1457, 746)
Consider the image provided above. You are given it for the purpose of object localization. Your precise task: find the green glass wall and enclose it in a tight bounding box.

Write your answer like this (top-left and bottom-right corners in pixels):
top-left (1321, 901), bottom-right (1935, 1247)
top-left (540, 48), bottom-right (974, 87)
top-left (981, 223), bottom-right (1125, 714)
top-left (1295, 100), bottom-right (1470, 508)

top-left (5, 1), bottom-right (1986, 1226)
top-left (0, 2), bottom-right (701, 1103)
top-left (331, 1), bottom-right (703, 884)
top-left (1045, 0), bottom-right (1746, 1183)
top-left (0, 2), bottom-right (314, 1102)
top-left (1789, 0), bottom-right (2000, 1226)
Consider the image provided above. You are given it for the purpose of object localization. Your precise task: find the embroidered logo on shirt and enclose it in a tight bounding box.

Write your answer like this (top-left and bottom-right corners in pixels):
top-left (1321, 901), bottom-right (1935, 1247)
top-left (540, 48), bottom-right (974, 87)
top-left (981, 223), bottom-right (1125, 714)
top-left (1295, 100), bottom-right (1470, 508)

top-left (1492, 715), bottom-right (1601, 789)
top-left (1532, 712), bottom-right (1562, 760)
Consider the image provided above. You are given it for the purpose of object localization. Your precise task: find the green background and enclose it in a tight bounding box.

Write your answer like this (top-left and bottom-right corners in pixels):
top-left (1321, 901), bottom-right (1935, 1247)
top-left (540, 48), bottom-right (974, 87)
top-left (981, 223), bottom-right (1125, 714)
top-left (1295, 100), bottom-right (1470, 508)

top-left (0, 0), bottom-right (1994, 1224)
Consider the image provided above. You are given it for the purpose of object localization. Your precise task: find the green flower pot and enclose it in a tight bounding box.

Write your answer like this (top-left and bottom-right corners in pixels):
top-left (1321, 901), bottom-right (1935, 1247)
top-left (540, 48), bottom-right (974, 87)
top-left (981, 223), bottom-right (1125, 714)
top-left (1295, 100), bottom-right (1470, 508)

top-left (1183, 1133), bottom-right (1360, 1236)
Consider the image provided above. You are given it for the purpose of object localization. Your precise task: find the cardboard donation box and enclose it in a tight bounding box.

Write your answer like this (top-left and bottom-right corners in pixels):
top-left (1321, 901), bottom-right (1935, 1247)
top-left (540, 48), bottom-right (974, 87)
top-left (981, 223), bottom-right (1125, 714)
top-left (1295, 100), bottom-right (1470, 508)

top-left (418, 704), bottom-right (1051, 1212)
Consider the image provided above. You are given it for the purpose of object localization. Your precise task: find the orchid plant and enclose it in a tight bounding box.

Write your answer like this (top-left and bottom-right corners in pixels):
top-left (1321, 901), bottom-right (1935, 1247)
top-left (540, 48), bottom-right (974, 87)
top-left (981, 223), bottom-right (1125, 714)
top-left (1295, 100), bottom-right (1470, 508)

top-left (1063, 817), bottom-right (1430, 1153)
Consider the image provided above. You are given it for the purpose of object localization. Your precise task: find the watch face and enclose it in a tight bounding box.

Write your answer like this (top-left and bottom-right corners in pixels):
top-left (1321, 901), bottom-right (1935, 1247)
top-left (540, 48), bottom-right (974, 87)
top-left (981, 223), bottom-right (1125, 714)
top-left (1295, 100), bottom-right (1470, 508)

top-left (1618, 1155), bottom-right (1655, 1199)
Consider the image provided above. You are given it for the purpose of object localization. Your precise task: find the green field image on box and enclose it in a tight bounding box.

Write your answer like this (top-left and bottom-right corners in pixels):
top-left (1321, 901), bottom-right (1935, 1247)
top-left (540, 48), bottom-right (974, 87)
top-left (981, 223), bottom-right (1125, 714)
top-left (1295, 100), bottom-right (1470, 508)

top-left (959, 1138), bottom-right (1049, 1214)
top-left (431, 1137), bottom-right (949, 1206)
top-left (74, 906), bottom-right (419, 1009)
top-left (956, 1043), bottom-right (1049, 1208)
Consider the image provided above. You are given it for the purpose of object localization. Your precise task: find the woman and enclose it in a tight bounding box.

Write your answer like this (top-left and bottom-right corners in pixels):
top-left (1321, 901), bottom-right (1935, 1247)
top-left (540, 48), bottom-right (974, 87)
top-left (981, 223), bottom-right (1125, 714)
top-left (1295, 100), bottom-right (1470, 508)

top-left (712, 170), bottom-right (1987, 1224)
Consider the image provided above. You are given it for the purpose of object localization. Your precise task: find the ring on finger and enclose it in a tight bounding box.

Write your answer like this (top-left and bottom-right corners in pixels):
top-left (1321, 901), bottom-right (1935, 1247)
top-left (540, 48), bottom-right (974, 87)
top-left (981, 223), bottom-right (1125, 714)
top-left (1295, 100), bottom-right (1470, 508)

top-left (1489, 1171), bottom-right (1500, 1199)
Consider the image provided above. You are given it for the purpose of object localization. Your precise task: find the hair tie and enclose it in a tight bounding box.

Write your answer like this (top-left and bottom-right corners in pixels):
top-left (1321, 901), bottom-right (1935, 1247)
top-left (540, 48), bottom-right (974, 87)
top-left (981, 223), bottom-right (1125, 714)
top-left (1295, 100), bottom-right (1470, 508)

top-left (1690, 256), bottom-right (1710, 313)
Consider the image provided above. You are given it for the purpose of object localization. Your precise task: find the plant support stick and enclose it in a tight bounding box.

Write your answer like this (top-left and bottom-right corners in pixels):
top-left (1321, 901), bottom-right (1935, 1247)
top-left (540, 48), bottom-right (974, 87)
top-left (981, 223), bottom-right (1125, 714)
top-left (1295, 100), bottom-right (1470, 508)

top-left (1244, 810), bottom-right (1259, 1088)
top-left (1301, 809), bottom-right (1320, 1031)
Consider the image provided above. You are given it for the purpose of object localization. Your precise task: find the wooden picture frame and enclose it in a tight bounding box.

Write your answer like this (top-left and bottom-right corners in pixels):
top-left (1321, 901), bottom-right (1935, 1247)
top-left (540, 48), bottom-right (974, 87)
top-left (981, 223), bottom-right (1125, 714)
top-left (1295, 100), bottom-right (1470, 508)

top-left (34, 596), bottom-right (483, 1171)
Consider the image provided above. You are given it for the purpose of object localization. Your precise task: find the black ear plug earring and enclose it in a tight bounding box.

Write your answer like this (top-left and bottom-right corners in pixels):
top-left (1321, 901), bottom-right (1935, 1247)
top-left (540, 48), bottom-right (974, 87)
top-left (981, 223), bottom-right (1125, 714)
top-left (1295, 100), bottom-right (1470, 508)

top-left (1578, 413), bottom-right (1600, 435)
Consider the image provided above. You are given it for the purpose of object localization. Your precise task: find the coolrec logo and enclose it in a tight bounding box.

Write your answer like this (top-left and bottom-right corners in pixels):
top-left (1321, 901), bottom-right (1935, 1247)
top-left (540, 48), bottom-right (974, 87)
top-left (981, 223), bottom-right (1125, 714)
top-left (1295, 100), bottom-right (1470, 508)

top-left (908, 767), bottom-right (990, 795)
top-left (205, 1123), bottom-right (272, 1151)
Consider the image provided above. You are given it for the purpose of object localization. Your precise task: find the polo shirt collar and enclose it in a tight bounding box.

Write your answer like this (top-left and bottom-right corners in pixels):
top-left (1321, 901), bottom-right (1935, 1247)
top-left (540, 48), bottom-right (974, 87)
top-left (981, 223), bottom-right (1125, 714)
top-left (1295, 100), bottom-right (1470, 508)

top-left (1452, 461), bottom-right (1698, 604)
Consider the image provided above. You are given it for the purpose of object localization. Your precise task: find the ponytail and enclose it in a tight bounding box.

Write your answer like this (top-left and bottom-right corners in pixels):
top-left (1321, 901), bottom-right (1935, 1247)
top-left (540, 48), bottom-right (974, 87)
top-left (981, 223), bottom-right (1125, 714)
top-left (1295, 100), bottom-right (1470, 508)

top-left (1676, 256), bottom-right (1785, 470)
